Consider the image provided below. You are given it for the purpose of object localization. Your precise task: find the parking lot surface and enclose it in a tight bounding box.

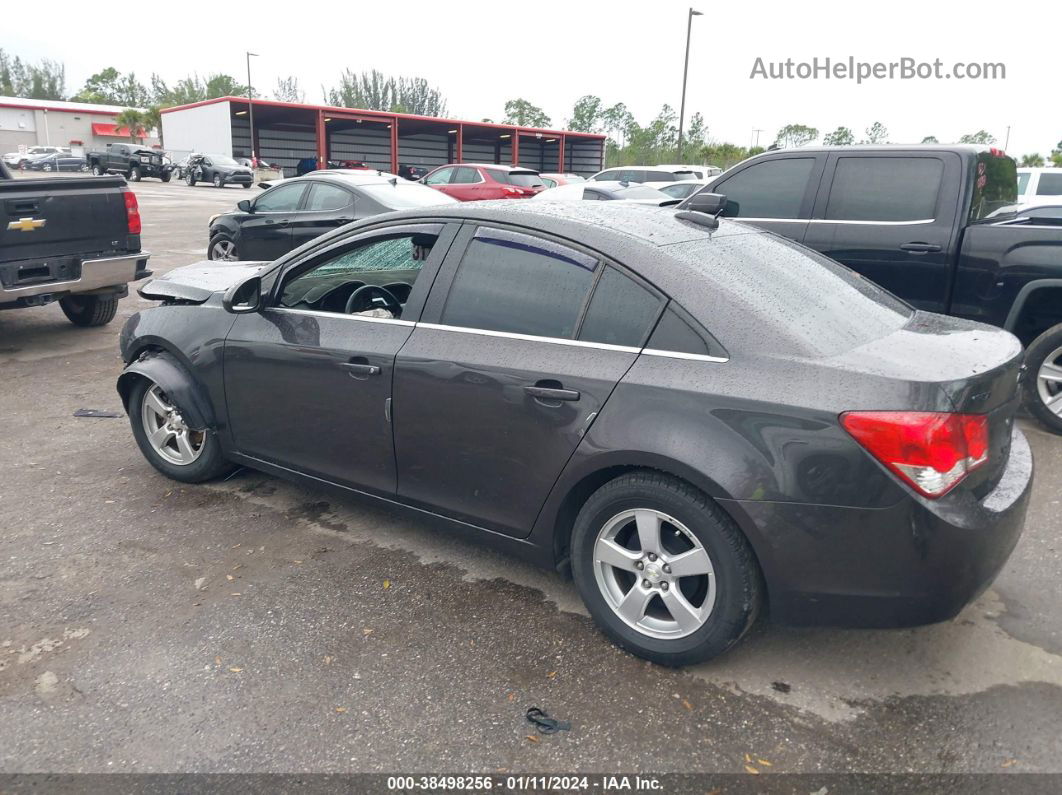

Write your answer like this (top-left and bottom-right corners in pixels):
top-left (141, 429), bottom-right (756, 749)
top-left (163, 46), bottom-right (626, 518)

top-left (2, 175), bottom-right (1061, 774)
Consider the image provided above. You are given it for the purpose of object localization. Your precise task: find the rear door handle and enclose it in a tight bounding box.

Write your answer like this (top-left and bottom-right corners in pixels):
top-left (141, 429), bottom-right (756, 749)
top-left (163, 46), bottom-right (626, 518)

top-left (899, 242), bottom-right (942, 253)
top-left (524, 385), bottom-right (580, 402)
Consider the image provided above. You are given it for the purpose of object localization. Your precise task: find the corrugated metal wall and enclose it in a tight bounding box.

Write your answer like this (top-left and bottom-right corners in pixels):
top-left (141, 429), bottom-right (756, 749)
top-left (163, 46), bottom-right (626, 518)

top-left (397, 133), bottom-right (450, 170)
top-left (566, 139), bottom-right (603, 176)
top-left (330, 125), bottom-right (392, 170)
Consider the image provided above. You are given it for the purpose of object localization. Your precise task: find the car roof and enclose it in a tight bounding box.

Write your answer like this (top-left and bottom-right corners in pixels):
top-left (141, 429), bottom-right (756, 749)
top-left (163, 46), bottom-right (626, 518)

top-left (296, 170), bottom-right (406, 185)
top-left (437, 163), bottom-right (538, 173)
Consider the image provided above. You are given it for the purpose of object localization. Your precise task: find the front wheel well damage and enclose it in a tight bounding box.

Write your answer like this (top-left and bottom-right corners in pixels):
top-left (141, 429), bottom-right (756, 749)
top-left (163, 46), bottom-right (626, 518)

top-left (116, 349), bottom-right (214, 431)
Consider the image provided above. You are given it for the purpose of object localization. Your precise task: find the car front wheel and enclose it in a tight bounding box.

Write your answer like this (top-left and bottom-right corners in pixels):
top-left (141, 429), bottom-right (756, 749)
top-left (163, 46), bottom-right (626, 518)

top-left (128, 378), bottom-right (233, 483)
top-left (128, 166), bottom-right (142, 182)
top-left (1023, 323), bottom-right (1062, 434)
top-left (571, 471), bottom-right (763, 665)
top-left (208, 233), bottom-right (239, 261)
top-left (213, 173), bottom-right (223, 188)
top-left (91, 164), bottom-right (104, 176)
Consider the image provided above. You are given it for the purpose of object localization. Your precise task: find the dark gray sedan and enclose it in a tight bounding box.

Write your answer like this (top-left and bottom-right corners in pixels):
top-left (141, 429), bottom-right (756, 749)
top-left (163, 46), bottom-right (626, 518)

top-left (116, 201), bottom-right (1032, 664)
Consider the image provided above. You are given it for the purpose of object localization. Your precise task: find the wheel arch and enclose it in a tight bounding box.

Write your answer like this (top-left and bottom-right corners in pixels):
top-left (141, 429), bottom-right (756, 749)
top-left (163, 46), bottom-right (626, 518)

top-left (538, 452), bottom-right (774, 597)
top-left (116, 348), bottom-right (215, 431)
top-left (1004, 279), bottom-right (1062, 341)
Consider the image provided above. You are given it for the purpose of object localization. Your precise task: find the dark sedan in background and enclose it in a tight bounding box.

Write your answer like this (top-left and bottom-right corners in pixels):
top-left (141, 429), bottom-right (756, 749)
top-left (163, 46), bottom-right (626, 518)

top-left (26, 152), bottom-right (88, 172)
top-left (206, 170), bottom-right (458, 261)
top-left (118, 201), bottom-right (1031, 665)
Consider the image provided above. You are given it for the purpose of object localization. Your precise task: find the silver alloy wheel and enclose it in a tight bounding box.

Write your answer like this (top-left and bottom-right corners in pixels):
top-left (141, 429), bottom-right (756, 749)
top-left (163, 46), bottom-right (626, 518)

top-left (1037, 344), bottom-right (1062, 417)
top-left (210, 239), bottom-right (237, 261)
top-left (141, 384), bottom-right (205, 466)
top-left (593, 508), bottom-right (716, 640)
top-left (214, 174), bottom-right (222, 187)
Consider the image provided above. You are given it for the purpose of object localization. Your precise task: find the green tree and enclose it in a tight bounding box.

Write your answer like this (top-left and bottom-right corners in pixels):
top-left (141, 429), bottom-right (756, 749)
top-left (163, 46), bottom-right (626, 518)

top-left (959, 130), bottom-right (996, 145)
top-left (71, 67), bottom-right (149, 106)
top-left (601, 102), bottom-right (634, 147)
top-left (567, 95), bottom-right (602, 133)
top-left (822, 126), bottom-right (854, 146)
top-left (326, 69), bottom-right (446, 116)
top-left (1020, 153), bottom-right (1045, 167)
top-left (921, 135), bottom-right (939, 144)
top-left (774, 123), bottom-right (818, 148)
top-left (863, 122), bottom-right (889, 144)
top-left (682, 112), bottom-right (707, 159)
top-left (115, 108), bottom-right (148, 143)
top-left (274, 76), bottom-right (304, 103)
top-left (503, 98), bottom-right (551, 128)
top-left (0, 49), bottom-right (65, 99)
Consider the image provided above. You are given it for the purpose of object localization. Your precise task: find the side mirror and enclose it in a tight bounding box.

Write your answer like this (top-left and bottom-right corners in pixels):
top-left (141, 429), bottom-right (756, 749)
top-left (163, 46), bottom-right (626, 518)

top-left (222, 275), bottom-right (262, 314)
top-left (237, 199), bottom-right (253, 213)
top-left (684, 192), bottom-right (728, 216)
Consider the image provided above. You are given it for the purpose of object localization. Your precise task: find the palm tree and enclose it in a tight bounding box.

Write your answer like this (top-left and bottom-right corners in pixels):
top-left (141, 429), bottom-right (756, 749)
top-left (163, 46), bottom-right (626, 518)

top-left (115, 108), bottom-right (148, 144)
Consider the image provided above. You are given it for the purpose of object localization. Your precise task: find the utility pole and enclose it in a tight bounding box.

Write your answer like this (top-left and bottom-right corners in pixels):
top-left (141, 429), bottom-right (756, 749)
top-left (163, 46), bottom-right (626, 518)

top-left (1004, 125), bottom-right (1011, 150)
top-left (246, 52), bottom-right (259, 161)
top-left (676, 8), bottom-right (702, 160)
top-left (751, 128), bottom-right (763, 149)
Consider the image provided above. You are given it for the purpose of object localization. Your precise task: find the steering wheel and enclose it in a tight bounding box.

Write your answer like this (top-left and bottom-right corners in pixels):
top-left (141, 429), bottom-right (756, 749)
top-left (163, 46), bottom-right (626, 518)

top-left (344, 284), bottom-right (402, 316)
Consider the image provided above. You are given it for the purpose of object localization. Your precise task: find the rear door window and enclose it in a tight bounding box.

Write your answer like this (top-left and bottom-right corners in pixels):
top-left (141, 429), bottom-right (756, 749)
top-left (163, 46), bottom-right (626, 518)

top-left (825, 157), bottom-right (942, 222)
top-left (452, 166), bottom-right (480, 184)
top-left (441, 227), bottom-right (596, 339)
top-left (578, 267), bottom-right (662, 347)
top-left (304, 182), bottom-right (353, 211)
top-left (715, 158), bottom-right (815, 218)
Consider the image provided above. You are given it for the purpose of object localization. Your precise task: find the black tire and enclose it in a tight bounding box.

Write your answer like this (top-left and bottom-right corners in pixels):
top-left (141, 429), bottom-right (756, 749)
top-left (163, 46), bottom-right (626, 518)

top-left (59, 294), bottom-right (120, 327)
top-left (127, 377), bottom-right (233, 483)
top-left (207, 233), bottom-right (238, 261)
top-left (186, 172), bottom-right (196, 187)
top-left (128, 165), bottom-right (142, 182)
top-left (242, 182), bottom-right (251, 189)
top-left (161, 171), bottom-right (171, 183)
top-left (213, 173), bottom-right (223, 188)
top-left (1022, 323), bottom-right (1062, 434)
top-left (91, 163), bottom-right (104, 176)
top-left (570, 471), bottom-right (763, 666)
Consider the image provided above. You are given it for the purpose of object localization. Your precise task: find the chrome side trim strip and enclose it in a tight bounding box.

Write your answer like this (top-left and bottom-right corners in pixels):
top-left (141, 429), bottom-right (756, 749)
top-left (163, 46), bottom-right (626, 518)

top-left (733, 217), bottom-right (935, 226)
top-left (417, 322), bottom-right (643, 354)
top-left (641, 348), bottom-right (729, 363)
top-left (268, 307), bottom-right (415, 327)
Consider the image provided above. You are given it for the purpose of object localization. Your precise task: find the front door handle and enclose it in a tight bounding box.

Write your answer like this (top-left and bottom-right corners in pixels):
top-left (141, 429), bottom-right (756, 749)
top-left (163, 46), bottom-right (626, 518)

top-left (899, 241), bottom-right (942, 253)
top-left (524, 385), bottom-right (580, 402)
top-left (340, 358), bottom-right (381, 379)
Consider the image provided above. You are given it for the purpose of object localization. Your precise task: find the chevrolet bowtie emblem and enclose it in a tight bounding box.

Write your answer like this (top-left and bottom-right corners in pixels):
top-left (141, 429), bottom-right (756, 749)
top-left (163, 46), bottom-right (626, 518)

top-left (7, 217), bottom-right (46, 232)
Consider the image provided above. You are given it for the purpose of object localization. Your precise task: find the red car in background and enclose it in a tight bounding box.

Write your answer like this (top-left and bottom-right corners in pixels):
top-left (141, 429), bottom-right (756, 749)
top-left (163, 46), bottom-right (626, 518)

top-left (421, 163), bottom-right (546, 201)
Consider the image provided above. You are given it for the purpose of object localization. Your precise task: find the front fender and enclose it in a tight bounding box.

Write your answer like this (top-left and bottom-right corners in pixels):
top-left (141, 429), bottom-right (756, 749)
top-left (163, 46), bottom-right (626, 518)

top-left (116, 351), bottom-right (214, 431)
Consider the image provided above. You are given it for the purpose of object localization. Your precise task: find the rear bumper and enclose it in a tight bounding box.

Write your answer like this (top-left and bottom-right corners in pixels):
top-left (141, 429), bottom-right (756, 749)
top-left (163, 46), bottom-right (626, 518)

top-left (0, 252), bottom-right (152, 303)
top-left (723, 428), bottom-right (1033, 628)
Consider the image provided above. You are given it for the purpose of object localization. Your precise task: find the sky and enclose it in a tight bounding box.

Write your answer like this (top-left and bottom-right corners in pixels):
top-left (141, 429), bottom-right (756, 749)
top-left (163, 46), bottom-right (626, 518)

top-left (5, 0), bottom-right (1058, 156)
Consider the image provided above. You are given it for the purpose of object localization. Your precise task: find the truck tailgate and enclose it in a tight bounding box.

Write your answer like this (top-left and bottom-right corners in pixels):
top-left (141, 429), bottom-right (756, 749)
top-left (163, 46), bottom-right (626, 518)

top-left (0, 176), bottom-right (132, 262)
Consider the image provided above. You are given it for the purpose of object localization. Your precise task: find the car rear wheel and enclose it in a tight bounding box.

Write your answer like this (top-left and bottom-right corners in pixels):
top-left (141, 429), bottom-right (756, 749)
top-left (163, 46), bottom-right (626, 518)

top-left (571, 471), bottom-right (762, 665)
top-left (213, 173), bottom-right (223, 188)
top-left (128, 379), bottom-right (233, 483)
top-left (1023, 323), bottom-right (1062, 434)
top-left (59, 294), bottom-right (119, 327)
top-left (208, 234), bottom-right (239, 261)
top-left (242, 182), bottom-right (251, 189)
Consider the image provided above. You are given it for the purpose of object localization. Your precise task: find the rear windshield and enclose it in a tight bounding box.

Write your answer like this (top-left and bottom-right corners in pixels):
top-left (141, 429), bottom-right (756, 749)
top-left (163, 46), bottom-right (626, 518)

top-left (663, 233), bottom-right (913, 357)
top-left (617, 185), bottom-right (668, 200)
top-left (360, 183), bottom-right (457, 208)
top-left (490, 170), bottom-right (543, 187)
top-left (968, 152), bottom-right (1018, 221)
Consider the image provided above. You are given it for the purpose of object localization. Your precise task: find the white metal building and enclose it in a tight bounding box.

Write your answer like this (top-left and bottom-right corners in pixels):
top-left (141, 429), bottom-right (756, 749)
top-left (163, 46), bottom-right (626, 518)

top-left (0, 96), bottom-right (160, 154)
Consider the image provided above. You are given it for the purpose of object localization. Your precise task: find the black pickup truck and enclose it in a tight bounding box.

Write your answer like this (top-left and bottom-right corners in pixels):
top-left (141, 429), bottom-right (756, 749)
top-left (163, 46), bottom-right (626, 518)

top-left (87, 143), bottom-right (171, 182)
top-left (0, 161), bottom-right (151, 326)
top-left (686, 145), bottom-right (1062, 431)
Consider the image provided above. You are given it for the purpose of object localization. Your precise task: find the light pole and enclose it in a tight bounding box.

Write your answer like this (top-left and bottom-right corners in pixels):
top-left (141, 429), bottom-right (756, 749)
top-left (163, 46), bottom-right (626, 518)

top-left (246, 51), bottom-right (259, 162)
top-left (677, 8), bottom-right (702, 161)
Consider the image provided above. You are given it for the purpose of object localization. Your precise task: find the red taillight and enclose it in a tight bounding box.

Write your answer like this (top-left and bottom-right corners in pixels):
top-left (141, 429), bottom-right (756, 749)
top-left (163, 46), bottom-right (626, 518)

top-left (502, 186), bottom-right (526, 197)
top-left (123, 189), bottom-right (141, 235)
top-left (840, 411), bottom-right (989, 498)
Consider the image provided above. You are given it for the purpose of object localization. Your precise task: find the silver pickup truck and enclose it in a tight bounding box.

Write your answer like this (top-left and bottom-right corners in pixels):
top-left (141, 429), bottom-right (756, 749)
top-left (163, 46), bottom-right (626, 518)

top-left (0, 162), bottom-right (151, 326)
